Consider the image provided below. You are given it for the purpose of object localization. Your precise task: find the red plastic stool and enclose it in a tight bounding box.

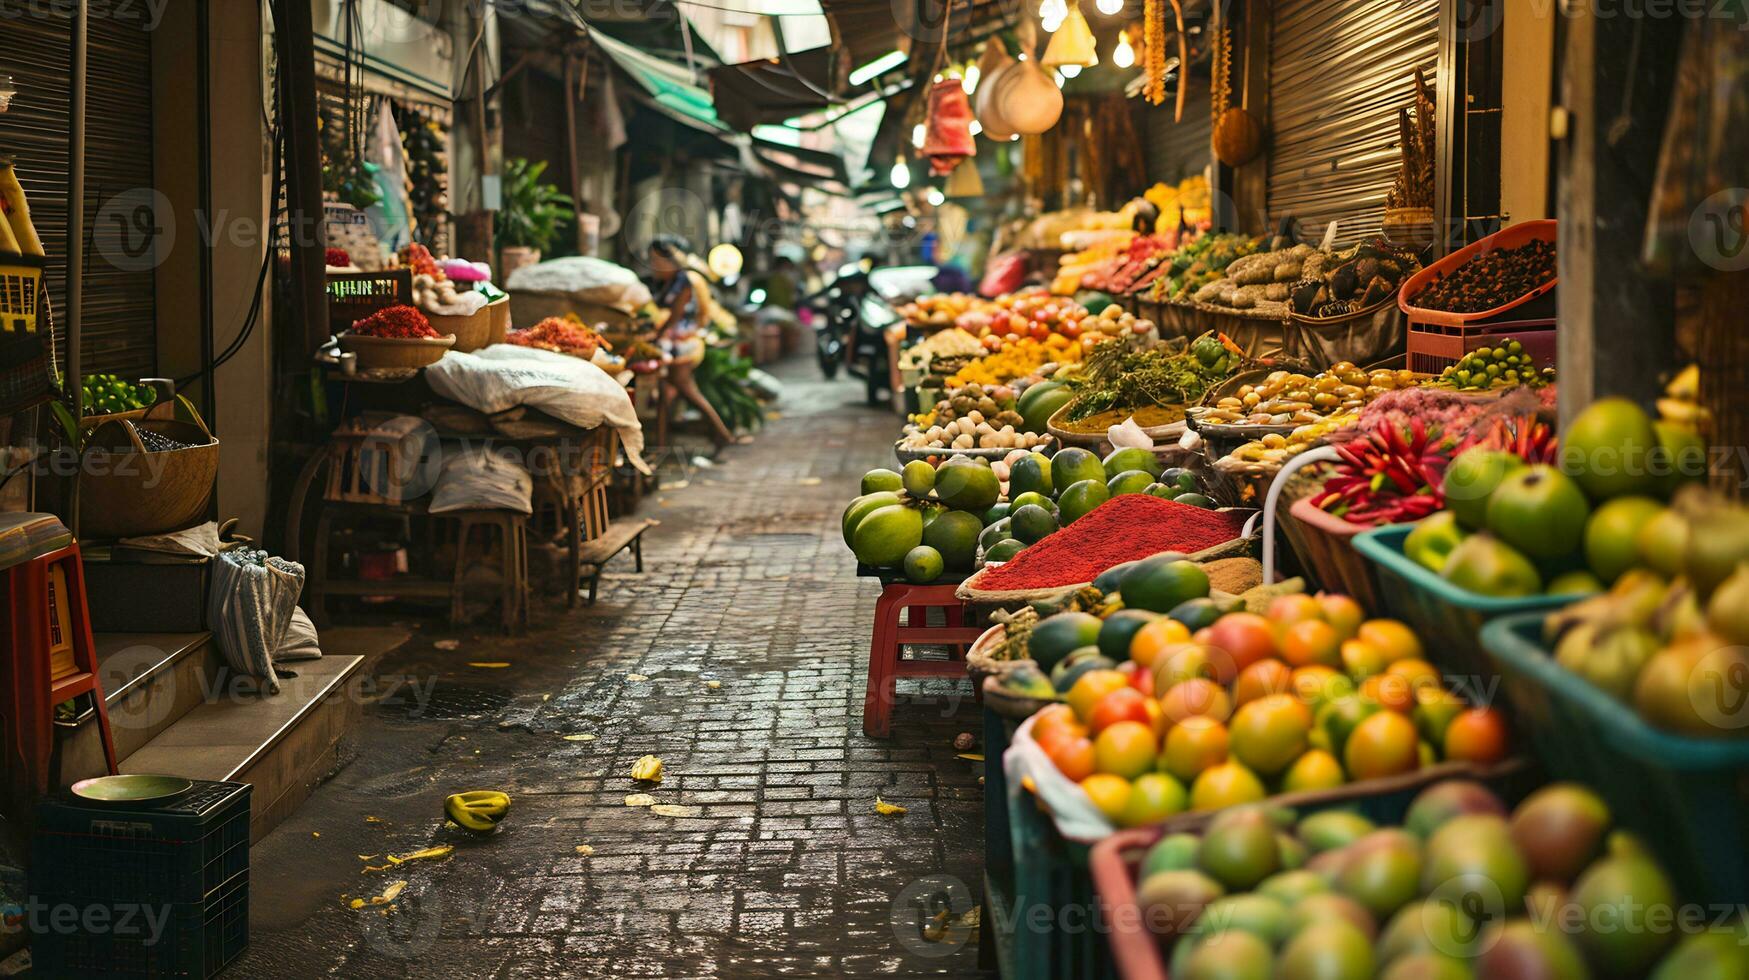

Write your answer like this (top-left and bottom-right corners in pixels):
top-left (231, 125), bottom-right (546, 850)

top-left (2, 541), bottom-right (119, 802)
top-left (862, 582), bottom-right (984, 738)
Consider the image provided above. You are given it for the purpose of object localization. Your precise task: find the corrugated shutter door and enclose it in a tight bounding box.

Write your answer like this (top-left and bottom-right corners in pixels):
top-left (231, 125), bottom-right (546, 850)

top-left (1144, 77), bottom-right (1212, 186)
top-left (1266, 0), bottom-right (1437, 245)
top-left (2, 14), bottom-right (156, 378)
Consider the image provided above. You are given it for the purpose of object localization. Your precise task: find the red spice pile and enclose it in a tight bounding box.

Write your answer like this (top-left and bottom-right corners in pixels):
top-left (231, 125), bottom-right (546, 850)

top-left (976, 494), bottom-right (1251, 590)
top-left (324, 247), bottom-right (353, 267)
top-left (353, 304), bottom-right (438, 339)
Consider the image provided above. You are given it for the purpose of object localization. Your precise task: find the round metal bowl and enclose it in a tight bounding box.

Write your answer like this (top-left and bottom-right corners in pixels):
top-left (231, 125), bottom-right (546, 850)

top-left (71, 774), bottom-right (194, 805)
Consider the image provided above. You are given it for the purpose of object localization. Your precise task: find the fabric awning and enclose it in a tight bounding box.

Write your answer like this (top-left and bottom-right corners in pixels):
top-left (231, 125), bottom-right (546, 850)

top-left (707, 47), bottom-right (844, 131)
top-left (588, 28), bottom-right (728, 133)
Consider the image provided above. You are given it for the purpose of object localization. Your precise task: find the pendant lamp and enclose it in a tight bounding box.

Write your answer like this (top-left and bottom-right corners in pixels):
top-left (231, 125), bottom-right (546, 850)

top-left (1041, 2), bottom-right (1098, 71)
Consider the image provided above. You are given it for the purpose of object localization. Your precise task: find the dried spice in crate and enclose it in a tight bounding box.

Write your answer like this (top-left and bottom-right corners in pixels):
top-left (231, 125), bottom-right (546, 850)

top-left (1415, 240), bottom-right (1555, 314)
top-left (974, 495), bottom-right (1251, 591)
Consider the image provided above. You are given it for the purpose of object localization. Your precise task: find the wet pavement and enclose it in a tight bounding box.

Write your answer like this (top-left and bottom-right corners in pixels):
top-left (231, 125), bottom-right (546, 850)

top-left (235, 359), bottom-right (989, 979)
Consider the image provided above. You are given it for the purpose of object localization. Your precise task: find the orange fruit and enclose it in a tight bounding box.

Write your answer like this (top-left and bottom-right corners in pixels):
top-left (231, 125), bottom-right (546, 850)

top-left (1443, 707), bottom-right (1509, 765)
top-left (1360, 673), bottom-right (1417, 714)
top-left (1119, 773), bottom-right (1189, 827)
top-left (1153, 643), bottom-right (1218, 690)
top-left (1267, 594), bottom-right (1325, 627)
top-left (1290, 665), bottom-right (1353, 707)
top-left (1386, 659), bottom-right (1442, 694)
top-left (1281, 619), bottom-right (1343, 668)
top-left (1339, 639), bottom-right (1389, 680)
top-left (1088, 686), bottom-right (1154, 734)
top-left (1130, 618), bottom-right (1194, 668)
top-left (1094, 720), bottom-right (1159, 779)
top-left (1161, 718), bottom-right (1230, 782)
top-left (1158, 678), bottom-right (1234, 725)
top-left (1067, 669), bottom-right (1130, 724)
top-left (1041, 732), bottom-right (1096, 782)
top-left (1201, 613), bottom-right (1280, 682)
top-left (1228, 694), bottom-right (1313, 777)
top-left (1343, 710), bottom-right (1421, 780)
top-left (1281, 748), bottom-right (1346, 793)
top-left (1357, 619), bottom-right (1423, 663)
top-left (1190, 761), bottom-right (1268, 811)
top-left (1234, 659), bottom-right (1295, 706)
top-left (1032, 703), bottom-right (1085, 743)
top-left (1317, 594), bottom-right (1366, 640)
top-left (1081, 773), bottom-right (1133, 821)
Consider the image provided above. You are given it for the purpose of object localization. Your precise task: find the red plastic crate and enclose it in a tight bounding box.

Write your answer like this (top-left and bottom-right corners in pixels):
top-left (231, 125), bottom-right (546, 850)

top-left (1404, 317), bottom-right (1554, 376)
top-left (1399, 219), bottom-right (1557, 326)
top-left (1089, 828), bottom-right (1170, 980)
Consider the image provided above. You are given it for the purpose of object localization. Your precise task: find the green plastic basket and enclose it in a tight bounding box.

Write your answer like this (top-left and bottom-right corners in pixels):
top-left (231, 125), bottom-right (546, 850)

top-left (1352, 524), bottom-right (1580, 689)
top-left (1481, 613), bottom-right (1749, 906)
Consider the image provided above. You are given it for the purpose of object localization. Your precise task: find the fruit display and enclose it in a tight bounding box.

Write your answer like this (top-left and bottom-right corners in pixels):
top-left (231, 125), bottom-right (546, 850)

top-left (1194, 364), bottom-right (1423, 428)
top-left (1022, 592), bottom-right (1510, 828)
top-left (897, 327), bottom-right (986, 373)
top-left (1053, 232), bottom-right (1144, 296)
top-left (897, 292), bottom-right (983, 328)
top-left (1055, 334), bottom-right (1243, 434)
top-left (1286, 239), bottom-right (1421, 318)
top-left (1413, 398), bottom-right (1704, 600)
top-left (943, 334), bottom-right (1082, 387)
top-left (1145, 233), bottom-right (1270, 302)
top-left (844, 456), bottom-right (1017, 583)
top-left (75, 374), bottom-right (157, 416)
top-left (1218, 413), bottom-right (1363, 473)
top-left (1435, 338), bottom-right (1555, 390)
top-left (1412, 238), bottom-right (1556, 314)
top-left (1124, 781), bottom-right (1725, 980)
top-left (1144, 176), bottom-right (1212, 232)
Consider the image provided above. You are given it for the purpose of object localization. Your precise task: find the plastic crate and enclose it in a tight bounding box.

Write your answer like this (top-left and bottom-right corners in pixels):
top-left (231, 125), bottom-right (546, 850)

top-left (0, 253), bottom-right (45, 334)
top-left (325, 267), bottom-right (413, 337)
top-left (1000, 782), bottom-right (1118, 980)
top-left (32, 869), bottom-right (248, 979)
top-left (1398, 219), bottom-right (1558, 326)
top-left (31, 781), bottom-right (251, 906)
top-left (1351, 525), bottom-right (1579, 685)
top-left (1482, 613), bottom-right (1749, 907)
top-left (1404, 318), bottom-right (1555, 376)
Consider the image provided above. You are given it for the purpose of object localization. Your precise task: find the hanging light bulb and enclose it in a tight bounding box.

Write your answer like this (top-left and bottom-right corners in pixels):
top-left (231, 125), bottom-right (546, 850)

top-left (1053, 69), bottom-right (1066, 88)
top-left (963, 62), bottom-right (981, 94)
top-left (1095, 0), bottom-right (1123, 13)
top-left (1039, 0), bottom-right (1066, 31)
top-left (926, 188), bottom-right (945, 207)
top-left (912, 123), bottom-right (926, 149)
top-left (891, 161), bottom-right (912, 189)
top-left (1112, 31), bottom-right (1136, 69)
top-left (968, 119), bottom-right (983, 136)
top-left (1060, 64), bottom-right (1082, 79)
top-left (1042, 11), bottom-right (1065, 32)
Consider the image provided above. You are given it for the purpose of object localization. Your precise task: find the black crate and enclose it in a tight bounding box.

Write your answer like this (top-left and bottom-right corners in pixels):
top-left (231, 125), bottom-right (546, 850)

top-left (32, 782), bottom-right (250, 905)
top-left (30, 869), bottom-right (248, 979)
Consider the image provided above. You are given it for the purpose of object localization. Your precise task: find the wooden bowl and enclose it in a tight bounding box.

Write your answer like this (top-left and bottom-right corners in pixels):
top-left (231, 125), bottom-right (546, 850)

top-left (338, 332), bottom-right (456, 370)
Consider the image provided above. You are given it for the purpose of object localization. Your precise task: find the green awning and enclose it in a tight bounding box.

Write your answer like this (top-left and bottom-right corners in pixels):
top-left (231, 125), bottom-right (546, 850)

top-left (588, 29), bottom-right (727, 133)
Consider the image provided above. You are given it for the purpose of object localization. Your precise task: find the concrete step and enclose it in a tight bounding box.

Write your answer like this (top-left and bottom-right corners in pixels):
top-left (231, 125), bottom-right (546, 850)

top-left (96, 632), bottom-right (222, 761)
top-left (119, 655), bottom-right (364, 841)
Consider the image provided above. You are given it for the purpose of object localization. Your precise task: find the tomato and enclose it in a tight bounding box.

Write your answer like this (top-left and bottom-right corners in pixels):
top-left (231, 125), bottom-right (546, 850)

top-left (1088, 687), bottom-right (1154, 734)
top-left (1201, 613), bottom-right (1279, 682)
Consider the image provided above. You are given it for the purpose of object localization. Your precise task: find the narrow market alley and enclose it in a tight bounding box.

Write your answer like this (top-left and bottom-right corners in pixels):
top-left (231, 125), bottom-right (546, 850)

top-left (232, 359), bottom-right (987, 979)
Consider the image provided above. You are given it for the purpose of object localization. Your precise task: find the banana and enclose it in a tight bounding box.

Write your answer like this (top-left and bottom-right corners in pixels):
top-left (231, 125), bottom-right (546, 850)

top-left (1666, 364), bottom-right (1700, 401)
top-left (0, 163), bottom-right (44, 256)
top-left (445, 790), bottom-right (510, 833)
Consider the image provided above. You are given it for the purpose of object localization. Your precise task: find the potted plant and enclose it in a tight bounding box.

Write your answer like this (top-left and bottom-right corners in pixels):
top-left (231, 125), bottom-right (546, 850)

top-left (495, 158), bottom-right (573, 277)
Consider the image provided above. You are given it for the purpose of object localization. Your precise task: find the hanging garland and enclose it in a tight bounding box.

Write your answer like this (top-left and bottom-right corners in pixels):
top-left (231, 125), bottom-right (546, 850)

top-left (1144, 0), bottom-right (1166, 106)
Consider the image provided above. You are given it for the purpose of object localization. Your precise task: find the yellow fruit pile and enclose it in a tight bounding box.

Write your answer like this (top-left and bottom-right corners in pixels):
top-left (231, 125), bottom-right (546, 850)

top-left (946, 335), bottom-right (1082, 387)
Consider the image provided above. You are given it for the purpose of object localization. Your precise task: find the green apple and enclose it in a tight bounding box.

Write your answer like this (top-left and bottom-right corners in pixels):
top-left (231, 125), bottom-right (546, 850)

top-left (1403, 512), bottom-right (1468, 574)
top-left (1583, 496), bottom-right (1666, 584)
top-left (1486, 465), bottom-right (1591, 561)
top-left (1441, 534), bottom-right (1544, 598)
top-left (1442, 449), bottom-right (1525, 530)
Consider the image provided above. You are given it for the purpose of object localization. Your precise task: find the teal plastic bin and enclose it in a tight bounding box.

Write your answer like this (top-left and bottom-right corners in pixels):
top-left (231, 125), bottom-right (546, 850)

top-left (1481, 613), bottom-right (1749, 906)
top-left (1352, 524), bottom-right (1580, 687)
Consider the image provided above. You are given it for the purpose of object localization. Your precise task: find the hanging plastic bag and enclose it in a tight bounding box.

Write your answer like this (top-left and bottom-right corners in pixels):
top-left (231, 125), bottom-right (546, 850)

top-left (207, 549), bottom-right (306, 696)
top-left (922, 79), bottom-right (977, 176)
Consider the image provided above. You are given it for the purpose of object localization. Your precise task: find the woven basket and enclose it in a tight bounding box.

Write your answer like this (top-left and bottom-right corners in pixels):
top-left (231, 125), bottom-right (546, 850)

top-left (431, 306), bottom-right (494, 352)
top-left (78, 407), bottom-right (219, 540)
top-left (338, 332), bottom-right (456, 370)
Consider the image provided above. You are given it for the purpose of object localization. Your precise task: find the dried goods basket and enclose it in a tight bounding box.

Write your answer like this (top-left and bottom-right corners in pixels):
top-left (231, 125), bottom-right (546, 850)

top-left (429, 304), bottom-right (496, 352)
top-left (338, 332), bottom-right (456, 370)
top-left (1398, 219), bottom-right (1557, 326)
top-left (78, 404), bottom-right (219, 540)
top-left (1283, 293), bottom-right (1407, 370)
top-left (1482, 613), bottom-right (1749, 906)
top-left (326, 268), bottom-right (413, 337)
top-left (1352, 524), bottom-right (1581, 683)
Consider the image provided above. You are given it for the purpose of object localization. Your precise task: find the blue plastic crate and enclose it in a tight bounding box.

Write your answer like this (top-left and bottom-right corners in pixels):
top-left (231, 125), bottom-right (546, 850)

top-left (1482, 613), bottom-right (1749, 906)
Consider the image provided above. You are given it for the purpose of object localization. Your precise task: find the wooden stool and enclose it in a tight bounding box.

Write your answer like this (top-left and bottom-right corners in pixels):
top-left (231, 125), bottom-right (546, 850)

top-left (448, 511), bottom-right (529, 632)
top-left (862, 582), bottom-right (983, 738)
top-left (2, 542), bottom-right (118, 801)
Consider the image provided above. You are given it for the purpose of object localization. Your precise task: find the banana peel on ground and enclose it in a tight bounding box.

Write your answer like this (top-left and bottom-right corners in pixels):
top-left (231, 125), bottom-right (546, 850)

top-left (445, 790), bottom-right (511, 834)
top-left (630, 755), bottom-right (664, 782)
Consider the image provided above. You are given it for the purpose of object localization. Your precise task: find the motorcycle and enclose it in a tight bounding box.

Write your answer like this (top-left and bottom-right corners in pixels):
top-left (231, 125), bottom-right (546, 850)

top-left (810, 263), bottom-right (938, 404)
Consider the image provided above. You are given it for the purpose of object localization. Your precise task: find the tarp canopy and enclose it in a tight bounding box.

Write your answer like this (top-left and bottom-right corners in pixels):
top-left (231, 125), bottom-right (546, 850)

top-left (707, 47), bottom-right (844, 132)
top-left (587, 28), bottom-right (728, 133)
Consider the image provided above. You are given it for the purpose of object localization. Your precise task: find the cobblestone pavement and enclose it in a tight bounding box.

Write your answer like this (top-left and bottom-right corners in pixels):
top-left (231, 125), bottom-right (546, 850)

top-left (236, 360), bottom-right (989, 979)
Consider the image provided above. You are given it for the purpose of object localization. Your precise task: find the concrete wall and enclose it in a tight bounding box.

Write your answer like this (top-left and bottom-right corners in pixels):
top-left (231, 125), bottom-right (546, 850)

top-left (153, 2), bottom-right (273, 538)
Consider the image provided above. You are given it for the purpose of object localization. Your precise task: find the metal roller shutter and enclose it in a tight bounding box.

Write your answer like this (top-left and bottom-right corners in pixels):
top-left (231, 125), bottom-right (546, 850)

top-left (1144, 76), bottom-right (1212, 186)
top-left (1266, 0), bottom-right (1438, 246)
top-left (1, 13), bottom-right (157, 378)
